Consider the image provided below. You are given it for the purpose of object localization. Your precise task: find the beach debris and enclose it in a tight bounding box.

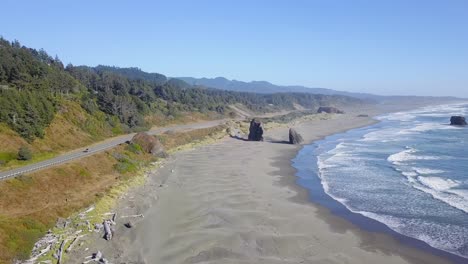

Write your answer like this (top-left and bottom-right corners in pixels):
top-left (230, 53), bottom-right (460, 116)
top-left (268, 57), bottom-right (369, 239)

top-left (86, 220), bottom-right (92, 232)
top-left (83, 251), bottom-right (110, 264)
top-left (102, 212), bottom-right (115, 216)
top-left (66, 234), bottom-right (85, 253)
top-left (248, 119), bottom-right (264, 141)
top-left (55, 218), bottom-right (69, 229)
top-left (57, 239), bottom-right (66, 264)
top-left (121, 214), bottom-right (144, 218)
top-left (289, 128), bottom-right (304, 144)
top-left (124, 222), bottom-right (133, 228)
top-left (450, 116), bottom-right (467, 126)
top-left (23, 231), bottom-right (59, 263)
top-left (94, 223), bottom-right (103, 232)
top-left (103, 220), bottom-right (113, 240)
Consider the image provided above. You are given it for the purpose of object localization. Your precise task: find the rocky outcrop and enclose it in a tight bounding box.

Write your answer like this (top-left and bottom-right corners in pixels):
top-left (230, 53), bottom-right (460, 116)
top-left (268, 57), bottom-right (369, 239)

top-left (130, 132), bottom-right (167, 157)
top-left (317, 106), bottom-right (344, 114)
top-left (248, 119), bottom-right (264, 141)
top-left (450, 116), bottom-right (467, 126)
top-left (289, 128), bottom-right (303, 144)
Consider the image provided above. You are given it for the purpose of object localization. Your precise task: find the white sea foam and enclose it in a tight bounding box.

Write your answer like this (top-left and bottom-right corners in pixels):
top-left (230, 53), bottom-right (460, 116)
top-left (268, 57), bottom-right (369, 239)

top-left (358, 211), bottom-right (404, 229)
top-left (402, 171), bottom-right (418, 177)
top-left (397, 123), bottom-right (459, 135)
top-left (418, 176), bottom-right (460, 191)
top-left (413, 167), bottom-right (445, 175)
top-left (387, 148), bottom-right (440, 165)
top-left (412, 177), bottom-right (468, 213)
top-left (360, 128), bottom-right (402, 142)
top-left (378, 111), bottom-right (417, 122)
top-left (379, 103), bottom-right (468, 123)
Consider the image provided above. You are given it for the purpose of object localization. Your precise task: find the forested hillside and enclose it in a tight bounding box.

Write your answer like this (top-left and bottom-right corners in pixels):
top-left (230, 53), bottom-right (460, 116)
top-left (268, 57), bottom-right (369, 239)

top-left (0, 38), bottom-right (363, 145)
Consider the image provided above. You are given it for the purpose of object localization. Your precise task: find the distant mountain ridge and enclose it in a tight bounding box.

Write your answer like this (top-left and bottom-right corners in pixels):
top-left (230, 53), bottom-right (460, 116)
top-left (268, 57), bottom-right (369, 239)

top-left (176, 77), bottom-right (463, 102)
top-left (176, 76), bottom-right (380, 100)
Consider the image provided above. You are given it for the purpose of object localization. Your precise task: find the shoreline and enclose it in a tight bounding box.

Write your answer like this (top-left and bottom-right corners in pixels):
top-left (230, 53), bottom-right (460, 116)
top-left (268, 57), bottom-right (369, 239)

top-left (287, 120), bottom-right (467, 263)
top-left (69, 109), bottom-right (456, 264)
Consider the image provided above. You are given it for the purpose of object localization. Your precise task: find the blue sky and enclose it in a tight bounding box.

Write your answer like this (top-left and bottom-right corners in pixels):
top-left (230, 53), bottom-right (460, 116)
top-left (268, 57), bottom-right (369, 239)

top-left (1, 0), bottom-right (467, 96)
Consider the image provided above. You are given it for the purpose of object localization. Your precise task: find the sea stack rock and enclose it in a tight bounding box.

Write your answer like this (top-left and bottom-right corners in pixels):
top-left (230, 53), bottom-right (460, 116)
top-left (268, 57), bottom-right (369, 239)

top-left (248, 119), bottom-right (264, 141)
top-left (450, 116), bottom-right (467, 126)
top-left (131, 132), bottom-right (167, 157)
top-left (289, 128), bottom-right (303, 144)
top-left (317, 106), bottom-right (345, 114)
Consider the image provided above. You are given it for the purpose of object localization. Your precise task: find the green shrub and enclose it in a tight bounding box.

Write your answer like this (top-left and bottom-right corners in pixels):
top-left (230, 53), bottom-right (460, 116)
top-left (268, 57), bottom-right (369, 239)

top-left (17, 146), bottom-right (32, 161)
top-left (126, 143), bottom-right (143, 154)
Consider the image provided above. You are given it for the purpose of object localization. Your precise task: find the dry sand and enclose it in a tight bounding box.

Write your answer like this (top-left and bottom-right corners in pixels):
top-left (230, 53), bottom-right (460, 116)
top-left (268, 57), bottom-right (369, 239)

top-left (70, 112), bottom-right (453, 264)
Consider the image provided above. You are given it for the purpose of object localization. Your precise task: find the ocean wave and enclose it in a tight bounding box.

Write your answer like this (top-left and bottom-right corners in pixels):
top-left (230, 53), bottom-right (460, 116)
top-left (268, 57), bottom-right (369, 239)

top-left (378, 111), bottom-right (417, 122)
top-left (387, 148), bottom-right (441, 165)
top-left (379, 103), bottom-right (468, 123)
top-left (307, 103), bottom-right (468, 259)
top-left (412, 177), bottom-right (468, 213)
top-left (418, 176), bottom-right (461, 191)
top-left (396, 123), bottom-right (459, 135)
top-left (413, 167), bottom-right (445, 175)
top-left (360, 128), bottom-right (402, 142)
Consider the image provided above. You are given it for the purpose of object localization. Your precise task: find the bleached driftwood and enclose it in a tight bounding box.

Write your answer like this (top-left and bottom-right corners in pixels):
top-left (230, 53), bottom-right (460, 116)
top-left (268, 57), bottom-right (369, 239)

top-left (86, 220), bottom-right (92, 232)
top-left (83, 251), bottom-right (104, 264)
top-left (84, 206), bottom-right (95, 214)
top-left (103, 220), bottom-right (113, 240)
top-left (120, 214), bottom-right (144, 218)
top-left (25, 244), bottom-right (51, 263)
top-left (66, 235), bottom-right (85, 253)
top-left (101, 212), bottom-right (115, 216)
top-left (57, 240), bottom-right (66, 264)
top-left (94, 223), bottom-right (103, 232)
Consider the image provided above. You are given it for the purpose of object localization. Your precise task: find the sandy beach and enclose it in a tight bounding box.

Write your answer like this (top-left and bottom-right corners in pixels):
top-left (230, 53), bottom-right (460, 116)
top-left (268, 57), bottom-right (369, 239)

top-left (70, 112), bottom-right (454, 264)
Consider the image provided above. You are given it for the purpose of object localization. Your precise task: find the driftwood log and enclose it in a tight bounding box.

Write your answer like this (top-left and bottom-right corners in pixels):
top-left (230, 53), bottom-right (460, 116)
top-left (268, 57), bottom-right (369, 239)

top-left (66, 235), bottom-right (85, 253)
top-left (103, 220), bottom-right (113, 240)
top-left (57, 240), bottom-right (65, 264)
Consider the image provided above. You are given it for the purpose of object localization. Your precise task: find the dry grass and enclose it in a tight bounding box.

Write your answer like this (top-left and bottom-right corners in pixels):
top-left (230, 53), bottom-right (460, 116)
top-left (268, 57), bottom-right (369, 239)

top-left (145, 111), bottom-right (220, 128)
top-left (0, 145), bottom-right (156, 263)
top-left (157, 124), bottom-right (228, 151)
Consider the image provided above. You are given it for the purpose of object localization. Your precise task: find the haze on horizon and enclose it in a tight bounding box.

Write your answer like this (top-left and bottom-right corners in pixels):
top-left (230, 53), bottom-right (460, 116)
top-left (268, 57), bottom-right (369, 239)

top-left (1, 0), bottom-right (467, 97)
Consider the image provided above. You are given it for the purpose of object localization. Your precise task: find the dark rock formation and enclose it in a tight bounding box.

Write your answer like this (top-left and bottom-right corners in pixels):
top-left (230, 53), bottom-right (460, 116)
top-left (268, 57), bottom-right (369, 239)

top-left (289, 128), bottom-right (303, 144)
top-left (248, 119), bottom-right (264, 141)
top-left (131, 132), bottom-right (167, 157)
top-left (317, 106), bottom-right (345, 114)
top-left (450, 116), bottom-right (467, 126)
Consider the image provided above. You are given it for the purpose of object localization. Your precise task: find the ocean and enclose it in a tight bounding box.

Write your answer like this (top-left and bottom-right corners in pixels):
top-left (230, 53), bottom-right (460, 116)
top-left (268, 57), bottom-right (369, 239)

top-left (293, 103), bottom-right (468, 260)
